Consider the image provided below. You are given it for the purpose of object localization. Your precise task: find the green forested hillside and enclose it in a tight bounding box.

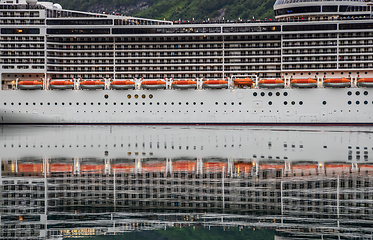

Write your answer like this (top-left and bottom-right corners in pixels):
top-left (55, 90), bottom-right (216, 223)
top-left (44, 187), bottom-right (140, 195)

top-left (48, 0), bottom-right (276, 21)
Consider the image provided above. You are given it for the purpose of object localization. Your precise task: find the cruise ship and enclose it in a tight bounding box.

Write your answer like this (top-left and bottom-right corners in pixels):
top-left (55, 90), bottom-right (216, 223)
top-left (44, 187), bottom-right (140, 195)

top-left (1, 0), bottom-right (373, 124)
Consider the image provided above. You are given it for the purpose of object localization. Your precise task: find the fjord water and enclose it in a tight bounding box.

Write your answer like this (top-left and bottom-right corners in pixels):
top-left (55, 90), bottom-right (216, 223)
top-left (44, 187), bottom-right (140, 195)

top-left (1, 125), bottom-right (373, 239)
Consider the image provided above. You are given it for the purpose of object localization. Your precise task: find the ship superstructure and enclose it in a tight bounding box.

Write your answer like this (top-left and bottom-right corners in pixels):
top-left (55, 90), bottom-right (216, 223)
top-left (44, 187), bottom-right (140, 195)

top-left (1, 0), bottom-right (373, 124)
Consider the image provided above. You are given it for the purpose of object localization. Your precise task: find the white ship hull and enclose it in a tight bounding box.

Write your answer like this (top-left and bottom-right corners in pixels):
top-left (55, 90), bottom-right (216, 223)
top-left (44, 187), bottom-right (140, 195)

top-left (1, 87), bottom-right (372, 124)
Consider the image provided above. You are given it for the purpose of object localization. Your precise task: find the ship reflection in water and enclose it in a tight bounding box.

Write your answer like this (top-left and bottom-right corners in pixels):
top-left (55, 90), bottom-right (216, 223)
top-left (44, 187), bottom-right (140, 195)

top-left (1, 125), bottom-right (373, 239)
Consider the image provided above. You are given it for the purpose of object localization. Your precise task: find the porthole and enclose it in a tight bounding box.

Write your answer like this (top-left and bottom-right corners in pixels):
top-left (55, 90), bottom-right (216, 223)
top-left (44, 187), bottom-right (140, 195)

top-left (84, 102), bottom-right (86, 105)
top-left (105, 102), bottom-right (108, 105)
top-left (150, 102), bottom-right (152, 105)
top-left (171, 102), bottom-right (174, 105)
top-left (215, 102), bottom-right (218, 105)
top-left (193, 102), bottom-right (196, 105)
top-left (356, 91), bottom-right (360, 96)
top-left (11, 102), bottom-right (14, 105)
top-left (76, 102), bottom-right (79, 105)
top-left (48, 102), bottom-right (51, 105)
top-left (179, 102), bottom-right (182, 105)
top-left (149, 94), bottom-right (153, 99)
top-left (186, 102), bottom-right (189, 105)
top-left (253, 92), bottom-right (257, 96)
top-left (239, 102), bottom-right (242, 105)
top-left (157, 102), bottom-right (160, 105)
top-left (224, 102), bottom-right (227, 105)
top-left (364, 91), bottom-right (368, 96)
top-left (164, 102), bottom-right (167, 105)
top-left (322, 101), bottom-right (327, 105)
top-left (356, 101), bottom-right (360, 105)
top-left (284, 101), bottom-right (288, 105)
top-left (347, 91), bottom-right (352, 96)
top-left (61, 102), bottom-right (64, 106)
top-left (69, 102), bottom-right (72, 105)
top-left (201, 102), bottom-right (203, 105)
top-left (260, 92), bottom-right (265, 96)
top-left (268, 101), bottom-right (272, 105)
top-left (91, 102), bottom-right (93, 105)
top-left (348, 101), bottom-right (352, 105)
top-left (98, 102), bottom-right (101, 105)
top-left (231, 102), bottom-right (234, 105)
top-left (55, 102), bottom-right (57, 105)
top-left (134, 94), bottom-right (139, 99)
top-left (283, 92), bottom-right (288, 96)
top-left (104, 94), bottom-right (109, 99)
top-left (299, 101), bottom-right (303, 105)
top-left (3, 103), bottom-right (6, 105)
top-left (142, 94), bottom-right (146, 99)
top-left (268, 92), bottom-right (273, 96)
top-left (364, 101), bottom-right (368, 105)
top-left (18, 102), bottom-right (21, 105)
top-left (135, 102), bottom-right (138, 105)
top-left (276, 92), bottom-right (280, 96)
top-left (113, 102), bottom-right (116, 105)
top-left (128, 102), bottom-right (131, 105)
top-left (121, 102), bottom-right (123, 105)
top-left (127, 94), bottom-right (131, 99)
top-left (26, 102), bottom-right (28, 105)
top-left (291, 101), bottom-right (295, 105)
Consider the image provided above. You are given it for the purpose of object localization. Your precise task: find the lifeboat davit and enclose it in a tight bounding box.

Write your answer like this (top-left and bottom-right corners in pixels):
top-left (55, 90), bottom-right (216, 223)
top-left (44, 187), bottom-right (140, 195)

top-left (80, 80), bottom-right (105, 90)
top-left (234, 78), bottom-right (253, 87)
top-left (49, 80), bottom-right (74, 90)
top-left (290, 78), bottom-right (317, 88)
top-left (323, 78), bottom-right (351, 88)
top-left (357, 78), bottom-right (373, 88)
top-left (141, 80), bottom-right (166, 90)
top-left (202, 80), bottom-right (228, 89)
top-left (258, 79), bottom-right (284, 89)
top-left (110, 80), bottom-right (135, 90)
top-left (18, 80), bottom-right (43, 90)
top-left (172, 80), bottom-right (197, 90)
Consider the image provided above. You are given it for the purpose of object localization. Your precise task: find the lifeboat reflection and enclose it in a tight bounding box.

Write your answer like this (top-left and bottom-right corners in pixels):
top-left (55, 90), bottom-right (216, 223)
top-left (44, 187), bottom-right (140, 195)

top-left (173, 160), bottom-right (196, 172)
top-left (234, 161), bottom-right (252, 174)
top-left (50, 163), bottom-right (73, 173)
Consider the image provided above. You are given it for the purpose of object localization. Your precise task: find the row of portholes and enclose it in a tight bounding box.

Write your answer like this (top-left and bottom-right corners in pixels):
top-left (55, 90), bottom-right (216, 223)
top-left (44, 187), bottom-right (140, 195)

top-left (347, 100), bottom-right (371, 105)
top-left (125, 94), bottom-right (153, 99)
top-left (347, 91), bottom-right (369, 96)
top-left (270, 101), bottom-right (304, 106)
top-left (253, 92), bottom-right (288, 97)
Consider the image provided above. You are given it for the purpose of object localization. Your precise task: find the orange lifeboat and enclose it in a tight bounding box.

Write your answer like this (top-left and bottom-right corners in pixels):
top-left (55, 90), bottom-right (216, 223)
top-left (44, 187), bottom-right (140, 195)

top-left (172, 80), bottom-right (197, 90)
top-left (18, 80), bottom-right (43, 90)
top-left (323, 78), bottom-right (350, 88)
top-left (80, 80), bottom-right (105, 90)
top-left (202, 79), bottom-right (228, 89)
top-left (258, 79), bottom-right (284, 89)
top-left (357, 78), bottom-right (373, 88)
top-left (141, 80), bottom-right (166, 90)
top-left (234, 78), bottom-right (253, 87)
top-left (110, 80), bottom-right (135, 90)
top-left (290, 78), bottom-right (317, 88)
top-left (49, 80), bottom-right (74, 90)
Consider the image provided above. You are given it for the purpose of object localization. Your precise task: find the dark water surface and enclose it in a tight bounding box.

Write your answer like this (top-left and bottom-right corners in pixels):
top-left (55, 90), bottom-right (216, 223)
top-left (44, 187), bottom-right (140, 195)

top-left (1, 125), bottom-right (373, 239)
